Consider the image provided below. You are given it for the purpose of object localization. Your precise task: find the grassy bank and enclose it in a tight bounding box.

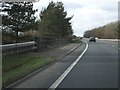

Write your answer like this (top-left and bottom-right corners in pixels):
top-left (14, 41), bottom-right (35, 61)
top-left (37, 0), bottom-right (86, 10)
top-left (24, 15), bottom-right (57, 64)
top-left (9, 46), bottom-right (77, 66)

top-left (2, 42), bottom-right (81, 87)
top-left (3, 53), bottom-right (55, 87)
top-left (71, 38), bottom-right (82, 43)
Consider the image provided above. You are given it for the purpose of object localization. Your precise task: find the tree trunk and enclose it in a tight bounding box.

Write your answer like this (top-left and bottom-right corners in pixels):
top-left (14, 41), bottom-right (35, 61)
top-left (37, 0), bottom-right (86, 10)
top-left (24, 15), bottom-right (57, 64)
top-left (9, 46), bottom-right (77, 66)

top-left (15, 30), bottom-right (18, 43)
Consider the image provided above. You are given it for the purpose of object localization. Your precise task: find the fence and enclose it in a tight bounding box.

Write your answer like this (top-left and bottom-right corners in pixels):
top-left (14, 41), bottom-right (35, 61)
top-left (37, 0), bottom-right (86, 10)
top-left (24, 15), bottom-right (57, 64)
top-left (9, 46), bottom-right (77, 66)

top-left (1, 41), bottom-right (36, 56)
top-left (1, 38), bottom-right (71, 56)
top-left (40, 38), bottom-right (70, 48)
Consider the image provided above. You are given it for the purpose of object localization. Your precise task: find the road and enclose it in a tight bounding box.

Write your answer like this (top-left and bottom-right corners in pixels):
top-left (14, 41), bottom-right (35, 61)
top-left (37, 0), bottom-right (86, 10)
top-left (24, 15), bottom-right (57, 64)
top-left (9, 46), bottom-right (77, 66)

top-left (7, 39), bottom-right (118, 89)
top-left (57, 39), bottom-right (118, 88)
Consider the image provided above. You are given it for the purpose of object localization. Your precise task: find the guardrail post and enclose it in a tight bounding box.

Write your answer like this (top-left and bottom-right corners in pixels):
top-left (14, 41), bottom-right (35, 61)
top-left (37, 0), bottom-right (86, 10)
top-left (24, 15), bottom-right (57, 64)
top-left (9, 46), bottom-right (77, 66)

top-left (35, 37), bottom-right (40, 50)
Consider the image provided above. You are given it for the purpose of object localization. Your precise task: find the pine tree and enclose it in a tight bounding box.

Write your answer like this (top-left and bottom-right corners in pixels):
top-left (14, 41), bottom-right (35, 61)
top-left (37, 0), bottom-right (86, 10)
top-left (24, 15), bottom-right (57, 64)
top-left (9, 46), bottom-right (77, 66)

top-left (39, 1), bottom-right (73, 39)
top-left (2, 2), bottom-right (37, 42)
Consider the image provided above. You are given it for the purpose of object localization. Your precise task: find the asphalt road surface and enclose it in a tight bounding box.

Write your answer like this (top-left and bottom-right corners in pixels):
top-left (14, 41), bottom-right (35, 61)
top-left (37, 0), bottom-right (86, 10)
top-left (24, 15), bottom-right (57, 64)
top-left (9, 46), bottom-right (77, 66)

top-left (57, 39), bottom-right (118, 88)
top-left (8, 39), bottom-right (118, 89)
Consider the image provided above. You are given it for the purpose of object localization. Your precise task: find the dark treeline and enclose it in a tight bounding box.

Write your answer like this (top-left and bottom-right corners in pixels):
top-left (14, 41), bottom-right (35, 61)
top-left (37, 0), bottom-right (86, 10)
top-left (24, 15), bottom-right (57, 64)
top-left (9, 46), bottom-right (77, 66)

top-left (2, 2), bottom-right (37, 44)
top-left (1, 1), bottom-right (73, 44)
top-left (84, 22), bottom-right (119, 39)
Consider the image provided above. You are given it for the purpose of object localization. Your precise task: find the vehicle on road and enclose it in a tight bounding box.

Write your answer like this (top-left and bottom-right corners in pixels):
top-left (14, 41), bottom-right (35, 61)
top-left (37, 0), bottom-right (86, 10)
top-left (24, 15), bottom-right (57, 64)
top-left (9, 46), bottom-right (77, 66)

top-left (95, 37), bottom-right (98, 40)
top-left (89, 37), bottom-right (96, 42)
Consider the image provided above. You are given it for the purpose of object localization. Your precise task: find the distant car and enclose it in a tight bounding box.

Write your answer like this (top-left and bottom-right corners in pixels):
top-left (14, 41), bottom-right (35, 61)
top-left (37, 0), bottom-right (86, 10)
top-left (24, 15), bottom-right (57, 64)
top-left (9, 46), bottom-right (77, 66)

top-left (89, 37), bottom-right (96, 42)
top-left (95, 37), bottom-right (98, 40)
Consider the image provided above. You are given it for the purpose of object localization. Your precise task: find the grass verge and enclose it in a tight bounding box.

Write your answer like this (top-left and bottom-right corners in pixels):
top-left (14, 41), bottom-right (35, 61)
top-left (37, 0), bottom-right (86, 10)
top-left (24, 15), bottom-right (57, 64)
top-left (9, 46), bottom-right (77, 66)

top-left (2, 53), bottom-right (55, 87)
top-left (71, 38), bottom-right (82, 43)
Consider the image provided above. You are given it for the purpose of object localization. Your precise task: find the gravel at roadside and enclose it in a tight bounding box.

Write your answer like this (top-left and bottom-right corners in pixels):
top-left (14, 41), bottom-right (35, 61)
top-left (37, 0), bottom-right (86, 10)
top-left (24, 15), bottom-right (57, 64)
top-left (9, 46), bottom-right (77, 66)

top-left (31, 43), bottom-right (82, 60)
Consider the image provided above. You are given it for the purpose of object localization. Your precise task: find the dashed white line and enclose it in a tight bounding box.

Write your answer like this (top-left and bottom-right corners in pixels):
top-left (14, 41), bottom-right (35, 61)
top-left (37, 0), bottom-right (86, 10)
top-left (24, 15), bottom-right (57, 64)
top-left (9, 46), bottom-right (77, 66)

top-left (49, 41), bottom-right (88, 90)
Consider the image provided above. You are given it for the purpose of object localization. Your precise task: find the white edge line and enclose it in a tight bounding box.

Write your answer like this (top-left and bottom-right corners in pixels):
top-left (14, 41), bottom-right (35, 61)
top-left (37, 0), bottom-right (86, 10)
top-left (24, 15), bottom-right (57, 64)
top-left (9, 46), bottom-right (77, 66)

top-left (49, 41), bottom-right (88, 90)
top-left (6, 43), bottom-right (81, 88)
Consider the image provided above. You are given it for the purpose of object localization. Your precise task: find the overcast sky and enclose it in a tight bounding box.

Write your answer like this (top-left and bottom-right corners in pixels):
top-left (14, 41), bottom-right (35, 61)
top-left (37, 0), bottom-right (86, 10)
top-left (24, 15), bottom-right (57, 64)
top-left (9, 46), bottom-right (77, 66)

top-left (33, 0), bottom-right (119, 36)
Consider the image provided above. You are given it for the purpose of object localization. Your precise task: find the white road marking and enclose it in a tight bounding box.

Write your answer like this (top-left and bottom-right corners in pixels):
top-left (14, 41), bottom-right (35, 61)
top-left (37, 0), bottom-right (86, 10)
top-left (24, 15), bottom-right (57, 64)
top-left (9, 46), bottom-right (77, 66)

top-left (49, 41), bottom-right (88, 90)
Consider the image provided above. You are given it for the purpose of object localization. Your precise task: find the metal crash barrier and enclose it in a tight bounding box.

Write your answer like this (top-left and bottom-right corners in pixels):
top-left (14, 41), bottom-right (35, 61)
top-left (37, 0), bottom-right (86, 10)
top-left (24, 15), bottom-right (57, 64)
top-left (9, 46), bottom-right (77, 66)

top-left (1, 41), bottom-right (36, 56)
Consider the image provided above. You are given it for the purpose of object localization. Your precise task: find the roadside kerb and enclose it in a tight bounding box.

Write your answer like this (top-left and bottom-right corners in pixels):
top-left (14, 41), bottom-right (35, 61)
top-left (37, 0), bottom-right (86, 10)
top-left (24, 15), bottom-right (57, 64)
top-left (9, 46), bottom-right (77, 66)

top-left (5, 43), bottom-right (82, 88)
top-left (56, 43), bottom-right (82, 61)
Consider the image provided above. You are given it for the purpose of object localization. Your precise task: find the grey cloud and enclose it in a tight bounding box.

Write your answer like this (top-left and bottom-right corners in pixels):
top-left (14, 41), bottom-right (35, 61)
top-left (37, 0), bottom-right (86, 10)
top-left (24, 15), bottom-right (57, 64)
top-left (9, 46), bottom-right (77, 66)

top-left (33, 0), bottom-right (118, 36)
top-left (96, 2), bottom-right (118, 12)
top-left (64, 2), bottom-right (82, 10)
